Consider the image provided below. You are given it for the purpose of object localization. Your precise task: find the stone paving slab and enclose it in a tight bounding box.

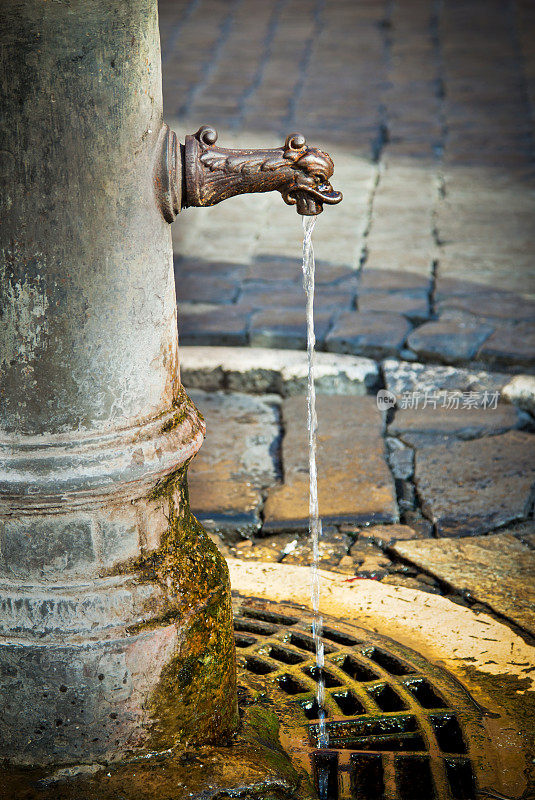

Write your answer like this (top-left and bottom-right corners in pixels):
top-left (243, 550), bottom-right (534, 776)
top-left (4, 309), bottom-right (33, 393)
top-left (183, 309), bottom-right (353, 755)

top-left (179, 346), bottom-right (378, 396)
top-left (413, 431), bottom-right (535, 537)
top-left (436, 287), bottom-right (535, 324)
top-left (263, 395), bottom-right (398, 531)
top-left (407, 319), bottom-right (495, 365)
top-left (187, 390), bottom-right (279, 535)
top-left (358, 291), bottom-right (430, 324)
top-left (389, 403), bottom-right (525, 442)
top-left (478, 322), bottom-right (535, 370)
top-left (382, 359), bottom-right (513, 397)
top-left (178, 304), bottom-right (250, 347)
top-left (325, 311), bottom-right (412, 360)
top-left (249, 308), bottom-right (332, 350)
top-left (392, 530), bottom-right (535, 636)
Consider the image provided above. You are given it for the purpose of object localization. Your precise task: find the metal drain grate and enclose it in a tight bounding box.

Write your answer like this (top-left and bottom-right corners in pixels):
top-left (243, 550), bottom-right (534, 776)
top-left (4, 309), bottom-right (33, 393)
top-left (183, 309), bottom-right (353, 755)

top-left (234, 598), bottom-right (503, 800)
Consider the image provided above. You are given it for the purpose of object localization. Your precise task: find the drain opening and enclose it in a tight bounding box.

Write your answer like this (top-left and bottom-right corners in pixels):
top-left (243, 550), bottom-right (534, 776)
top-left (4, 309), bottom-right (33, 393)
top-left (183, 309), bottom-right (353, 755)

top-left (304, 666), bottom-right (343, 688)
top-left (396, 755), bottom-right (436, 800)
top-left (235, 633), bottom-right (257, 648)
top-left (322, 627), bottom-right (362, 647)
top-left (338, 655), bottom-right (379, 683)
top-left (309, 715), bottom-right (425, 752)
top-left (301, 698), bottom-right (328, 720)
top-left (244, 656), bottom-right (275, 675)
top-left (332, 691), bottom-right (365, 716)
top-left (403, 678), bottom-right (447, 709)
top-left (312, 750), bottom-right (339, 800)
top-left (364, 647), bottom-right (414, 676)
top-left (430, 714), bottom-right (466, 754)
top-left (367, 683), bottom-right (408, 712)
top-left (234, 618), bottom-right (278, 635)
top-left (265, 644), bottom-right (306, 665)
top-left (444, 758), bottom-right (477, 800)
top-left (290, 631), bottom-right (336, 654)
top-left (278, 674), bottom-right (308, 695)
top-left (350, 753), bottom-right (385, 800)
top-left (241, 608), bottom-right (299, 626)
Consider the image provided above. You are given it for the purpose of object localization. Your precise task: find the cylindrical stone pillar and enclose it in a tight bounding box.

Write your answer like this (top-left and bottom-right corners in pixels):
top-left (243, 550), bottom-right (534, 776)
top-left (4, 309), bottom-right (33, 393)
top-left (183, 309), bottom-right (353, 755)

top-left (0, 0), bottom-right (237, 766)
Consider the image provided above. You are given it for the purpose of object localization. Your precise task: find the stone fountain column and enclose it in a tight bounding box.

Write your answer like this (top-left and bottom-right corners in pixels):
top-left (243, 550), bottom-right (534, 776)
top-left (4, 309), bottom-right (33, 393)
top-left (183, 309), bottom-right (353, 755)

top-left (0, 0), bottom-right (237, 765)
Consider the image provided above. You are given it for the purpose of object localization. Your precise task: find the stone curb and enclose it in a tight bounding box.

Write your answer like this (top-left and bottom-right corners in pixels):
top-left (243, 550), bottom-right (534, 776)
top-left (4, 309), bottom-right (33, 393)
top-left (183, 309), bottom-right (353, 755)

top-left (180, 346), bottom-right (379, 395)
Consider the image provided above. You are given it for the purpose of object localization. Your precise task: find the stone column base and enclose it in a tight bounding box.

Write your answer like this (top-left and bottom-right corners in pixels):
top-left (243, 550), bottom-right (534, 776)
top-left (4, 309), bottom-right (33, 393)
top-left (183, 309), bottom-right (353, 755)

top-left (0, 397), bottom-right (238, 765)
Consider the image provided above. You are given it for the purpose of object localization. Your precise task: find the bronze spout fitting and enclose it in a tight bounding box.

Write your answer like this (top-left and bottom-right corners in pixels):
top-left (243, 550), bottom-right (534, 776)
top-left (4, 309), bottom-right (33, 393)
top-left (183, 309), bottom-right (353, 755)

top-left (155, 124), bottom-right (342, 223)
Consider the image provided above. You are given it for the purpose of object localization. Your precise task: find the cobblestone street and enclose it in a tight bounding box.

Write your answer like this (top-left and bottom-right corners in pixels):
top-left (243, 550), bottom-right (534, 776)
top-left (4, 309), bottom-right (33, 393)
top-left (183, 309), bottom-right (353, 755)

top-left (158, 0), bottom-right (535, 642)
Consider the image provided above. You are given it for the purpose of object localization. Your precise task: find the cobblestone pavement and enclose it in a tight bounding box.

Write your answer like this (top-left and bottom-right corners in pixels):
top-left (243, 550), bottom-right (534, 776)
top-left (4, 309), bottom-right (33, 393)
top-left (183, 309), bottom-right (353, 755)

top-left (182, 353), bottom-right (535, 640)
top-left (158, 2), bottom-right (535, 639)
top-left (160, 0), bottom-right (535, 370)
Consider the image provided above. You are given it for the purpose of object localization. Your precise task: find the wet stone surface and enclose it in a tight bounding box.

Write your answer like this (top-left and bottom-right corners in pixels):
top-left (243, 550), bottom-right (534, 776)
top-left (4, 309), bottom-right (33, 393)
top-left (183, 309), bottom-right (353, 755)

top-left (187, 390), bottom-right (279, 535)
top-left (413, 431), bottom-right (535, 537)
top-left (393, 529), bottom-right (535, 636)
top-left (263, 394), bottom-right (398, 531)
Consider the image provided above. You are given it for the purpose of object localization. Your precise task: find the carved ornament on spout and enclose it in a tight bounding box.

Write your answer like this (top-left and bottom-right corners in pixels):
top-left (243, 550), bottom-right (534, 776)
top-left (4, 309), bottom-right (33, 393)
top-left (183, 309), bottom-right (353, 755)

top-left (155, 124), bottom-right (342, 223)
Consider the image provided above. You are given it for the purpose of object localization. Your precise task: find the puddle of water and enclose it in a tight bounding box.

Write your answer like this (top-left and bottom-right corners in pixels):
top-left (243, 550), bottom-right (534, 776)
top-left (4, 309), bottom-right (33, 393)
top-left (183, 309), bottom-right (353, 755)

top-left (302, 216), bottom-right (328, 753)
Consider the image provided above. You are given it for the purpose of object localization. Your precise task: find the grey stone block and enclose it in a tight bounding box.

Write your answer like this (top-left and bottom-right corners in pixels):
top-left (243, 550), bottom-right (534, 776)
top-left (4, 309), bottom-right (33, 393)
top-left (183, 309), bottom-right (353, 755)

top-left (408, 319), bottom-right (494, 364)
top-left (249, 308), bottom-right (331, 350)
top-left (178, 305), bottom-right (250, 346)
top-left (0, 517), bottom-right (96, 578)
top-left (326, 311), bottom-right (411, 359)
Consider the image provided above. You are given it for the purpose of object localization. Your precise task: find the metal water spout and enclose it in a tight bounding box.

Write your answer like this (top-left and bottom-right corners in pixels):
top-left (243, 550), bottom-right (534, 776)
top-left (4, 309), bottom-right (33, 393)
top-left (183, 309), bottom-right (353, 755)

top-left (0, 0), bottom-right (341, 771)
top-left (156, 124), bottom-right (342, 221)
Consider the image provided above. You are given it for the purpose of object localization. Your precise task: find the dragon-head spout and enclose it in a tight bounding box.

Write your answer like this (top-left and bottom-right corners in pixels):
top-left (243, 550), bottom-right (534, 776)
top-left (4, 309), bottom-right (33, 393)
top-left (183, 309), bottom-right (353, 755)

top-left (156, 125), bottom-right (342, 221)
top-left (279, 133), bottom-right (343, 215)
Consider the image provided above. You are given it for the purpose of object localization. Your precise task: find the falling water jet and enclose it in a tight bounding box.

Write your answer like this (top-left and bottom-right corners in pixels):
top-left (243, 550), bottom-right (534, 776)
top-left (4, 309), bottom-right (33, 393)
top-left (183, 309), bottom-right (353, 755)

top-left (302, 216), bottom-right (329, 753)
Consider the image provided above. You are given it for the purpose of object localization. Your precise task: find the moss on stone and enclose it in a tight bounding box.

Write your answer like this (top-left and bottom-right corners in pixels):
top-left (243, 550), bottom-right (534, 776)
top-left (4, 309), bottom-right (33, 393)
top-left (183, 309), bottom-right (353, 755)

top-left (135, 469), bottom-right (238, 749)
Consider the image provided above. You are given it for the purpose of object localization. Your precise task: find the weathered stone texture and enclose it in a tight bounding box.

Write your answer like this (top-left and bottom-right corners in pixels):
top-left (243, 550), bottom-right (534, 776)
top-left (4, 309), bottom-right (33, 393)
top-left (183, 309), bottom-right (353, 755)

top-left (414, 431), bottom-right (535, 536)
top-left (263, 395), bottom-right (398, 530)
top-left (407, 319), bottom-right (494, 365)
top-left (502, 375), bottom-right (535, 416)
top-left (382, 359), bottom-right (511, 397)
top-left (187, 390), bottom-right (279, 534)
top-left (390, 403), bottom-right (525, 442)
top-left (393, 531), bottom-right (535, 635)
top-left (179, 346), bottom-right (378, 396)
top-left (326, 311), bottom-right (411, 359)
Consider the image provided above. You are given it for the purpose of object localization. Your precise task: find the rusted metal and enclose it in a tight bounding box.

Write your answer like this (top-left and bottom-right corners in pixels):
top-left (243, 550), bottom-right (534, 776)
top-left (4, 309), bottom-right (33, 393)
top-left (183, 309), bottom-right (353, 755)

top-left (234, 598), bottom-right (527, 800)
top-left (156, 124), bottom-right (343, 222)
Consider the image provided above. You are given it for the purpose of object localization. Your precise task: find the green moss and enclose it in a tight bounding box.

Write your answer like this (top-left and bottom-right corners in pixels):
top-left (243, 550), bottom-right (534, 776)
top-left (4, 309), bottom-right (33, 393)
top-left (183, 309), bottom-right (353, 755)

top-left (134, 469), bottom-right (238, 749)
top-left (160, 386), bottom-right (205, 434)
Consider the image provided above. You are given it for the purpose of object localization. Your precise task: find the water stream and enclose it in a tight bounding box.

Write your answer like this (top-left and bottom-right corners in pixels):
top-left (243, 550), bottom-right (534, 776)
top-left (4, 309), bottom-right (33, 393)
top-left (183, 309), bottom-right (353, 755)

top-left (302, 216), bottom-right (329, 756)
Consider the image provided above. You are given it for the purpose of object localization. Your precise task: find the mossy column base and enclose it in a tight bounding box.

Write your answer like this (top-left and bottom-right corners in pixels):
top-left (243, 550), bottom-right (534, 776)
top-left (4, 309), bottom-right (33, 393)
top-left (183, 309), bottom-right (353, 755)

top-left (0, 455), bottom-right (238, 766)
top-left (0, 0), bottom-right (237, 767)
